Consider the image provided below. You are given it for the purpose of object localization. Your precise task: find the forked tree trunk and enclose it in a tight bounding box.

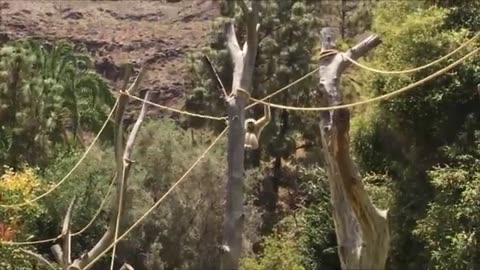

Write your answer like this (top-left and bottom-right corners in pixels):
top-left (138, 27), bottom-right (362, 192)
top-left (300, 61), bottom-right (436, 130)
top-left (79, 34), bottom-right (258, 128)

top-left (221, 1), bottom-right (260, 269)
top-left (318, 27), bottom-right (390, 270)
top-left (43, 66), bottom-right (147, 270)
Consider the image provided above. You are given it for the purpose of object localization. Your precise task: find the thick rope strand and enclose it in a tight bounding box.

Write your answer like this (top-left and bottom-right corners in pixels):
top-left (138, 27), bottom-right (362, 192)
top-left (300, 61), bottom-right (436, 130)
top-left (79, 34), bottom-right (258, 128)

top-left (249, 48), bottom-right (479, 111)
top-left (344, 32), bottom-right (479, 74)
top-left (127, 93), bottom-right (227, 121)
top-left (81, 126), bottom-right (228, 270)
top-left (0, 99), bottom-right (119, 209)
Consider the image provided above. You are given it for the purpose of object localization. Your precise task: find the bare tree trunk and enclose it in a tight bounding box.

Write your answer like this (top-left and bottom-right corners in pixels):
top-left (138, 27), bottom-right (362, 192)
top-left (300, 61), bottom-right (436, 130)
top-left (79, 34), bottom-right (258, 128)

top-left (318, 28), bottom-right (390, 270)
top-left (69, 67), bottom-right (147, 269)
top-left (221, 1), bottom-right (260, 269)
top-left (33, 65), bottom-right (149, 270)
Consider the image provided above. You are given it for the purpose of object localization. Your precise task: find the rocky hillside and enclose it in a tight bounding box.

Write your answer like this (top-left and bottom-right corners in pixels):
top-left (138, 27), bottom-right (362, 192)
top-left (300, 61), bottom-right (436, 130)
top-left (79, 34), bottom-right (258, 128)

top-left (0, 0), bottom-right (219, 118)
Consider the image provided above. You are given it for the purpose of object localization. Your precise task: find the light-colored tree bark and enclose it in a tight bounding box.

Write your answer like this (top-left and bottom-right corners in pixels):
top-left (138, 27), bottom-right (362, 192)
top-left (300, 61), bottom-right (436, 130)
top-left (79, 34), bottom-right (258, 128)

top-left (69, 67), bottom-right (147, 270)
top-left (51, 198), bottom-right (75, 268)
top-left (44, 65), bottom-right (148, 270)
top-left (221, 1), bottom-right (260, 269)
top-left (318, 27), bottom-right (390, 270)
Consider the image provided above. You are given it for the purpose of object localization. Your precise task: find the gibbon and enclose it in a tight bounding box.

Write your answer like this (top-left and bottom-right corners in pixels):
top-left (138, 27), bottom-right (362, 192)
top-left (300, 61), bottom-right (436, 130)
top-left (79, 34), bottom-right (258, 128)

top-left (244, 105), bottom-right (271, 150)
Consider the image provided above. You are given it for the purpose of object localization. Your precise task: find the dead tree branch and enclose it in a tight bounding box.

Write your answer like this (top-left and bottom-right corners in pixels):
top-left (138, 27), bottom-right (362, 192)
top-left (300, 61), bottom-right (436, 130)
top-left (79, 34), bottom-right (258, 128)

top-left (67, 66), bottom-right (147, 269)
top-left (318, 28), bottom-right (389, 270)
top-left (221, 1), bottom-right (260, 270)
top-left (61, 197), bottom-right (76, 268)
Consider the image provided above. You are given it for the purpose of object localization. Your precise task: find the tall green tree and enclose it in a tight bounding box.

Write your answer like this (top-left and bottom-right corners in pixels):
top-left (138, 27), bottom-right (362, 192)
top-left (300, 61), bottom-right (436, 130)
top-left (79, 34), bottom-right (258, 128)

top-left (321, 0), bottom-right (376, 41)
top-left (186, 0), bottom-right (325, 177)
top-left (0, 39), bottom-right (114, 168)
top-left (350, 2), bottom-right (480, 269)
top-left (414, 126), bottom-right (480, 270)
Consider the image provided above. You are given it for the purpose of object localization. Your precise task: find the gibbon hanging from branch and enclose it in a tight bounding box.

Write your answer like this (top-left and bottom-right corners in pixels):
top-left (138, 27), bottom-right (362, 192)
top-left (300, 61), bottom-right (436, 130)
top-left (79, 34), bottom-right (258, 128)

top-left (244, 104), bottom-right (271, 150)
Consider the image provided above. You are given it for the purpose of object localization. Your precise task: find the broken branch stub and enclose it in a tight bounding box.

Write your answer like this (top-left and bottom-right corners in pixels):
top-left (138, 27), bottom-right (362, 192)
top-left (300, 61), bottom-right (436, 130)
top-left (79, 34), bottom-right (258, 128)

top-left (318, 27), bottom-right (390, 270)
top-left (68, 66), bottom-right (147, 270)
top-left (221, 1), bottom-right (260, 270)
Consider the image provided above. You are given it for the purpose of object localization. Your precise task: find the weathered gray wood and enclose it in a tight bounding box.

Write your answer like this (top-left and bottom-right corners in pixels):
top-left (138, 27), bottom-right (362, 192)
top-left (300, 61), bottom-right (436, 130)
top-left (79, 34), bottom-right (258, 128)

top-left (318, 28), bottom-right (390, 270)
top-left (69, 67), bottom-right (147, 269)
top-left (221, 1), bottom-right (260, 269)
top-left (51, 244), bottom-right (63, 266)
top-left (61, 197), bottom-right (76, 269)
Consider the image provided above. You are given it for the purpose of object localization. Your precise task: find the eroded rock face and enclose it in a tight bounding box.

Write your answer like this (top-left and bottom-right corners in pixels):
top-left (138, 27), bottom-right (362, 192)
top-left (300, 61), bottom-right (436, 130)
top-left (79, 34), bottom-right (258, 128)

top-left (95, 57), bottom-right (122, 82)
top-left (104, 9), bottom-right (165, 22)
top-left (63, 11), bottom-right (84, 20)
top-left (0, 33), bottom-right (9, 45)
top-left (0, 0), bottom-right (219, 119)
top-left (0, 1), bottom-right (10, 9)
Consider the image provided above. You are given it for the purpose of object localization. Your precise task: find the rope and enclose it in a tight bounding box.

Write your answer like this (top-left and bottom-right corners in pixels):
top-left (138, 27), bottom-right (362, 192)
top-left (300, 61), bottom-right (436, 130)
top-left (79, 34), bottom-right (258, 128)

top-left (110, 90), bottom-right (150, 270)
top-left (0, 99), bottom-right (119, 209)
top-left (344, 32), bottom-right (480, 74)
top-left (0, 173), bottom-right (117, 246)
top-left (2, 29), bottom-right (475, 256)
top-left (245, 50), bottom-right (339, 110)
top-left (245, 34), bottom-right (479, 110)
top-left (110, 173), bottom-right (124, 270)
top-left (1, 237), bottom-right (57, 246)
top-left (71, 174), bottom-right (116, 236)
top-left (81, 126), bottom-right (229, 270)
top-left (126, 93), bottom-right (227, 121)
top-left (249, 48), bottom-right (479, 111)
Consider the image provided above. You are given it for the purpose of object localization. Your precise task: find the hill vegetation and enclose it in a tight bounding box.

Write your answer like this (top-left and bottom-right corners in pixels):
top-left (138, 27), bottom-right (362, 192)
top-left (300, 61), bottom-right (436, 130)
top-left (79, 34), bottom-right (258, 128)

top-left (0, 0), bottom-right (479, 269)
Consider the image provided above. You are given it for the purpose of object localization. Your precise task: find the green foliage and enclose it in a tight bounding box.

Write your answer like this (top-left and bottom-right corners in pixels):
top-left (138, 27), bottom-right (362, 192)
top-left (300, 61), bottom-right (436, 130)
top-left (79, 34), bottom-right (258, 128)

top-left (253, 0), bottom-right (322, 155)
top-left (351, 2), bottom-right (480, 269)
top-left (0, 166), bottom-right (49, 269)
top-left (296, 166), bottom-right (339, 270)
top-left (186, 0), bottom-right (325, 160)
top-left (39, 145), bottom-right (114, 255)
top-left (414, 130), bottom-right (480, 270)
top-left (295, 166), bottom-right (392, 270)
top-left (442, 1), bottom-right (480, 31)
top-left (0, 166), bottom-right (46, 238)
top-left (241, 232), bottom-right (305, 270)
top-left (0, 247), bottom-right (41, 270)
top-left (120, 119), bottom-right (250, 269)
top-left (0, 39), bottom-right (114, 168)
top-left (320, 0), bottom-right (376, 40)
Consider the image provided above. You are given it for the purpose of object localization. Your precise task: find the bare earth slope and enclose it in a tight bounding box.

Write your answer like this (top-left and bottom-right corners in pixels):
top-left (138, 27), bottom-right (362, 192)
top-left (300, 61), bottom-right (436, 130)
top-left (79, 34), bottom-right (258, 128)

top-left (0, 0), bottom-right (218, 119)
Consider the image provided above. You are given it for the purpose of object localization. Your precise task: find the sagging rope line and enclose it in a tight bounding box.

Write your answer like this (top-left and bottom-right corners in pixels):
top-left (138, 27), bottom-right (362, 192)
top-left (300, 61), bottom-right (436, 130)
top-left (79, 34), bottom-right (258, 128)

top-left (110, 90), bottom-right (151, 270)
top-left (126, 93), bottom-right (227, 121)
top-left (81, 126), bottom-right (229, 270)
top-left (246, 34), bottom-right (479, 109)
top-left (0, 69), bottom-right (143, 208)
top-left (1, 174), bottom-right (117, 246)
top-left (0, 99), bottom-right (120, 209)
top-left (249, 48), bottom-right (479, 111)
top-left (345, 32), bottom-right (480, 74)
top-left (245, 50), bottom-right (339, 110)
top-left (123, 34), bottom-right (477, 118)
top-left (1, 236), bottom-right (56, 246)
top-left (1, 30), bottom-right (475, 248)
top-left (72, 174), bottom-right (116, 236)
